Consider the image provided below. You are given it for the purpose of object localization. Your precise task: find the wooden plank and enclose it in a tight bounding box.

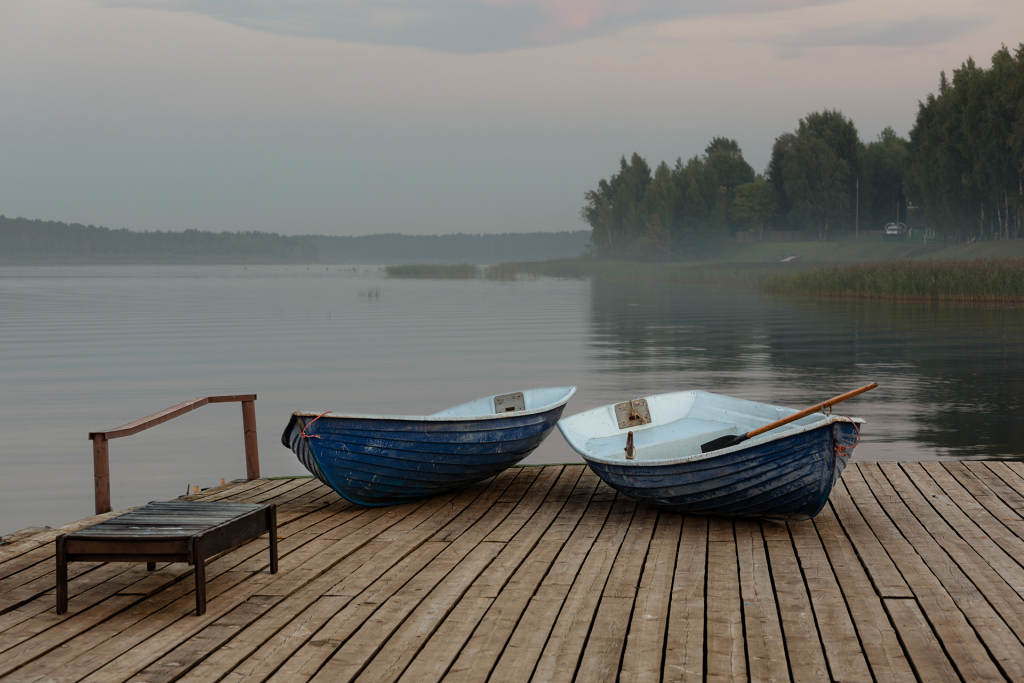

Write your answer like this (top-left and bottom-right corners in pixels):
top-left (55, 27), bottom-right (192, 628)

top-left (828, 477), bottom-right (912, 598)
top-left (430, 468), bottom-right (542, 544)
top-left (0, 562), bottom-right (154, 663)
top-left (221, 543), bottom-right (451, 683)
top-left (482, 467), bottom-right (565, 544)
top-left (575, 504), bottom-right (660, 683)
top-left (131, 595), bottom-right (283, 683)
top-left (915, 462), bottom-right (1024, 589)
top-left (488, 482), bottom-right (613, 683)
top-left (789, 519), bottom-right (871, 682)
top-left (940, 462), bottom-right (1024, 549)
top-left (263, 469), bottom-right (564, 683)
top-left (69, 571), bottom-right (282, 683)
top-left (531, 495), bottom-right (637, 683)
top-left (812, 502), bottom-right (916, 683)
top-left (618, 512), bottom-right (681, 683)
top-left (3, 482), bottom-right (334, 680)
top-left (734, 518), bottom-right (787, 683)
top-left (663, 516), bottom-right (708, 682)
top-left (0, 505), bottom-right (147, 565)
top-left (0, 560), bottom-right (107, 621)
top-left (973, 462), bottom-right (1024, 515)
top-left (879, 463), bottom-right (1024, 650)
top-left (846, 464), bottom-right (1008, 682)
top-left (9, 463), bottom-right (1024, 683)
top-left (61, 497), bottom-right (437, 683)
top-left (1, 565), bottom-right (261, 680)
top-left (207, 394), bottom-right (258, 403)
top-left (308, 543), bottom-right (503, 683)
top-left (91, 396), bottom-right (209, 440)
top-left (704, 518), bottom-right (746, 682)
top-left (151, 485), bottom-right (492, 683)
top-left (410, 469), bottom-right (597, 683)
top-left (884, 598), bottom-right (960, 683)
top-left (1005, 461), bottom-right (1024, 481)
top-left (762, 520), bottom-right (829, 682)
top-left (356, 467), bottom-right (585, 683)
top-left (0, 547), bottom-right (53, 584)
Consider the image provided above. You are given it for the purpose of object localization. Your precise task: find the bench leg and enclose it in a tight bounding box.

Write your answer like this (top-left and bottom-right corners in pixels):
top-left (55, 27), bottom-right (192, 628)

top-left (56, 535), bottom-right (68, 615)
top-left (268, 505), bottom-right (278, 575)
top-left (193, 539), bottom-right (206, 616)
top-left (147, 562), bottom-right (156, 571)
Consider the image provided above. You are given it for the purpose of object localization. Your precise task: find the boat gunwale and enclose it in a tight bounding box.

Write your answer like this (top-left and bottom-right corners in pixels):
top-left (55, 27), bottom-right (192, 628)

top-left (287, 386), bottom-right (577, 424)
top-left (570, 414), bottom-right (863, 468)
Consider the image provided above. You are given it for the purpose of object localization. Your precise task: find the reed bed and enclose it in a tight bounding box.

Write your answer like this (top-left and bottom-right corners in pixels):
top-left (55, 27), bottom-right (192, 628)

top-left (762, 257), bottom-right (1024, 301)
top-left (358, 287), bottom-right (381, 298)
top-left (485, 259), bottom-right (784, 287)
top-left (384, 263), bottom-right (479, 279)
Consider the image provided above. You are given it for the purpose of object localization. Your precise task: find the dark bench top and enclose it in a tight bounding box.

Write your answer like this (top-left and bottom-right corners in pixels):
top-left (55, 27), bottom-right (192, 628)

top-left (65, 501), bottom-right (270, 540)
top-left (58, 500), bottom-right (277, 616)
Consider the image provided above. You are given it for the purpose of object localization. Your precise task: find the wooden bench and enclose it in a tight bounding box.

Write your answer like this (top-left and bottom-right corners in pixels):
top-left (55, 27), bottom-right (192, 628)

top-left (56, 501), bottom-right (277, 616)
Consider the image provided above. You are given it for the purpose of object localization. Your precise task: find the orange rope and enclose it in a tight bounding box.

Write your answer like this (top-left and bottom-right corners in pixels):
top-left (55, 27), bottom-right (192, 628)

top-left (834, 419), bottom-right (861, 457)
top-left (300, 411), bottom-right (333, 440)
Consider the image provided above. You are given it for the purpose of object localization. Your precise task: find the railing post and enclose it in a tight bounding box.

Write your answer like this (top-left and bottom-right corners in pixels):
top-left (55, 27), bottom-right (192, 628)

top-left (92, 434), bottom-right (111, 514)
top-left (242, 399), bottom-right (260, 480)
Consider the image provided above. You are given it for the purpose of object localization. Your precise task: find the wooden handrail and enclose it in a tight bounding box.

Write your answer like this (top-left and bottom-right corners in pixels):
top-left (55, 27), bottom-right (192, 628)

top-left (88, 394), bottom-right (259, 514)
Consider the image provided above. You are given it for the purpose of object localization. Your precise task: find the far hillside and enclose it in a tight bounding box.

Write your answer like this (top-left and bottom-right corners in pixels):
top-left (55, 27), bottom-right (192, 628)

top-left (0, 216), bottom-right (590, 265)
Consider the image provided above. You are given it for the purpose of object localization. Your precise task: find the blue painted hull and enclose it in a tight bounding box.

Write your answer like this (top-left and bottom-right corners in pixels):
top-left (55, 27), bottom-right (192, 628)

top-left (282, 406), bottom-right (567, 507)
top-left (584, 421), bottom-right (859, 520)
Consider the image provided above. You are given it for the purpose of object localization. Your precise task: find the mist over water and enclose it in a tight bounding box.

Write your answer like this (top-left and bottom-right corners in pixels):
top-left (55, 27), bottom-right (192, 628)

top-left (2, 265), bottom-right (1022, 535)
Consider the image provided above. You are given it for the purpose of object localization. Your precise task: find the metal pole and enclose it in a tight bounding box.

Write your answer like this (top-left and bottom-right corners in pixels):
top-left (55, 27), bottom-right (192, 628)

top-left (242, 400), bottom-right (260, 480)
top-left (92, 435), bottom-right (111, 514)
top-left (855, 178), bottom-right (859, 238)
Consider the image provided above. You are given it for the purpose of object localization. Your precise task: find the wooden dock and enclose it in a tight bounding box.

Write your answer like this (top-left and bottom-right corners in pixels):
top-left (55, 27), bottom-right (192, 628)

top-left (3, 461), bottom-right (1024, 682)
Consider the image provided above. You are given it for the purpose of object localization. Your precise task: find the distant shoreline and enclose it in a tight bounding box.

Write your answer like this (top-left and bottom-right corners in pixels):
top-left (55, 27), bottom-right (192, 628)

top-left (0, 215), bottom-right (590, 266)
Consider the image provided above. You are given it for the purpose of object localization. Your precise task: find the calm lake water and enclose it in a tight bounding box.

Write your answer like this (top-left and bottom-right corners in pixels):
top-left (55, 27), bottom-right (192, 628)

top-left (2, 265), bottom-right (1023, 535)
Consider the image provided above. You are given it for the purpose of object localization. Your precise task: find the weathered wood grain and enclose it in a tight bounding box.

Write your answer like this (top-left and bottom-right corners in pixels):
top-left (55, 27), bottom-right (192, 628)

top-left (2, 463), bottom-right (1024, 683)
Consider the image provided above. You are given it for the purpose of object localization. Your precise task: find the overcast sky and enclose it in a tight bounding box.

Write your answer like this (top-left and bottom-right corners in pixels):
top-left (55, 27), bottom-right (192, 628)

top-left (1, 0), bottom-right (1021, 236)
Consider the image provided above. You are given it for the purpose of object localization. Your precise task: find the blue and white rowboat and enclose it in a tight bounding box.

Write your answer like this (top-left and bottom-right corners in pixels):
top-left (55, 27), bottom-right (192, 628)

top-left (558, 391), bottom-right (863, 520)
top-left (282, 386), bottom-right (576, 506)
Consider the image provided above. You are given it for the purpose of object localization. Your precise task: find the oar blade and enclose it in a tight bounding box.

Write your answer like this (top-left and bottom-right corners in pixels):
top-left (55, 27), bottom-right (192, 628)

top-left (701, 433), bottom-right (748, 453)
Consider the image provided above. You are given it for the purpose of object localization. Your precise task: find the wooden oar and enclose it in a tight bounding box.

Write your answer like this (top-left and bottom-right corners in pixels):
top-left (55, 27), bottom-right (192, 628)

top-left (699, 382), bottom-right (878, 453)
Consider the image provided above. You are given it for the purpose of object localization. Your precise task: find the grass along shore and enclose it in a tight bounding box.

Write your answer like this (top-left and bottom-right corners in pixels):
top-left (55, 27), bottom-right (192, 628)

top-left (762, 258), bottom-right (1024, 302)
top-left (486, 256), bottom-right (1024, 302)
top-left (383, 238), bottom-right (1024, 302)
top-left (384, 263), bottom-right (478, 278)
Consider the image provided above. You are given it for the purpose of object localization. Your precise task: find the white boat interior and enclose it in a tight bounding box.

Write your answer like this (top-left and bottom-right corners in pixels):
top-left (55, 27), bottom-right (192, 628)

top-left (558, 391), bottom-right (861, 464)
top-left (427, 386), bottom-right (577, 419)
top-left (292, 387), bottom-right (577, 423)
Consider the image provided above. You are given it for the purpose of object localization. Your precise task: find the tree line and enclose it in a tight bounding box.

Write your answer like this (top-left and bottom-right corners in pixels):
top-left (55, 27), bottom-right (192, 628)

top-left (0, 216), bottom-right (590, 265)
top-left (582, 43), bottom-right (1024, 260)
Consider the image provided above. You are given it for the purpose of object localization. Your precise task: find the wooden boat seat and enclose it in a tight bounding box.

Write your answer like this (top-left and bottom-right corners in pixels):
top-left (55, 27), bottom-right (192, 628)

top-left (585, 418), bottom-right (733, 460)
top-left (56, 501), bottom-right (277, 616)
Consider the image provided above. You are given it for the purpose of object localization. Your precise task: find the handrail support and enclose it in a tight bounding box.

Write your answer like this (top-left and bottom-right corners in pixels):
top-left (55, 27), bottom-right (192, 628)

top-left (89, 394), bottom-right (259, 514)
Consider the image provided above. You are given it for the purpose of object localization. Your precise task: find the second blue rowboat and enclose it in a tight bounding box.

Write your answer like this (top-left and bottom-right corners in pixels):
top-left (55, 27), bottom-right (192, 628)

top-left (557, 391), bottom-right (863, 520)
top-left (282, 386), bottom-right (576, 506)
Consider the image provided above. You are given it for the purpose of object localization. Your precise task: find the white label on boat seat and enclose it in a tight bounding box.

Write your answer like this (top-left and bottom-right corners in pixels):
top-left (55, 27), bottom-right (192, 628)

top-left (494, 392), bottom-right (526, 413)
top-left (615, 399), bottom-right (651, 429)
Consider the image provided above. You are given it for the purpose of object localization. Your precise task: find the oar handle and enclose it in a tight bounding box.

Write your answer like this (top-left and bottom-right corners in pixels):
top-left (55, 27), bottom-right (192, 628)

top-left (744, 382), bottom-right (878, 440)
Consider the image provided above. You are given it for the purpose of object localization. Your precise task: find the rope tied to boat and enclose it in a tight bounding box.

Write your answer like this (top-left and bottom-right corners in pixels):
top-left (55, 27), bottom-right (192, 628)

top-left (300, 411), bottom-right (333, 440)
top-left (833, 419), bottom-right (861, 457)
top-left (628, 400), bottom-right (648, 425)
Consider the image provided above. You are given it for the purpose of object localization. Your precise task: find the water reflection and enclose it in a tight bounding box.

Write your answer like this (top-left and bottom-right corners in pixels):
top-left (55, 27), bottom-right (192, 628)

top-left (2, 266), bottom-right (1021, 535)
top-left (587, 280), bottom-right (1024, 460)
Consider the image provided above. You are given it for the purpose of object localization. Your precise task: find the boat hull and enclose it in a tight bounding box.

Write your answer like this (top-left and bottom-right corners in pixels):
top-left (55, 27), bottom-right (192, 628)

top-left (582, 421), bottom-right (859, 520)
top-left (282, 407), bottom-right (566, 507)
